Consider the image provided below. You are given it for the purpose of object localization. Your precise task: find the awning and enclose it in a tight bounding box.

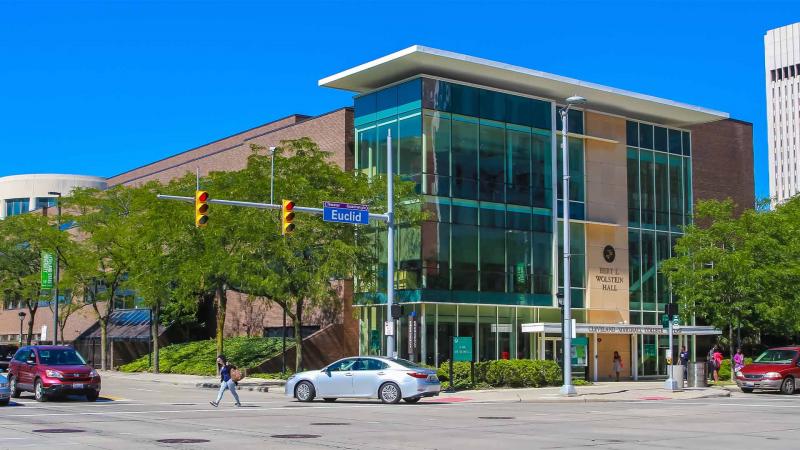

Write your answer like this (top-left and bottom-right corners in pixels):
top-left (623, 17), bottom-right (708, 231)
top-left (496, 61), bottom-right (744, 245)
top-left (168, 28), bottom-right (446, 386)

top-left (521, 322), bottom-right (721, 336)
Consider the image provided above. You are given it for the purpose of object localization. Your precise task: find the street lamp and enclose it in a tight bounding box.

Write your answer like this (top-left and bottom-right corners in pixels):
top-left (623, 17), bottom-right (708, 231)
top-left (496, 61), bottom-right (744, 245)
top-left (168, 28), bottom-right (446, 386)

top-left (18, 311), bottom-right (26, 345)
top-left (47, 191), bottom-right (62, 346)
top-left (559, 95), bottom-right (586, 397)
top-left (269, 146), bottom-right (288, 374)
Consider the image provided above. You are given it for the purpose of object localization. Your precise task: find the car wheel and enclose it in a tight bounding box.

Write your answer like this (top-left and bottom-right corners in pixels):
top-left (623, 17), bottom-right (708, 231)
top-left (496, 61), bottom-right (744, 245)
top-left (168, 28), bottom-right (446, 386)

top-left (34, 379), bottom-right (47, 403)
top-left (323, 398), bottom-right (337, 402)
top-left (379, 382), bottom-right (401, 404)
top-left (8, 376), bottom-right (20, 398)
top-left (86, 391), bottom-right (99, 402)
top-left (740, 388), bottom-right (754, 393)
top-left (403, 397), bottom-right (421, 404)
top-left (781, 377), bottom-right (795, 395)
top-left (294, 381), bottom-right (316, 402)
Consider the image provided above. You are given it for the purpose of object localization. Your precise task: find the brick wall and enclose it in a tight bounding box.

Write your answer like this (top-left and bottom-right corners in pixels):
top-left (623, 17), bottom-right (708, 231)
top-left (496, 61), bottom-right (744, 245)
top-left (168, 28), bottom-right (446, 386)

top-left (688, 119), bottom-right (755, 213)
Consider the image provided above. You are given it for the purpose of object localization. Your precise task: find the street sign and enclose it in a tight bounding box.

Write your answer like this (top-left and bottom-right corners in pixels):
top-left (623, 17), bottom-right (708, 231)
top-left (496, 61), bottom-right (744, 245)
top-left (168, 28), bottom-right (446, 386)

top-left (41, 251), bottom-right (55, 289)
top-left (384, 321), bottom-right (394, 336)
top-left (572, 337), bottom-right (588, 366)
top-left (672, 316), bottom-right (680, 327)
top-left (322, 201), bottom-right (369, 225)
top-left (452, 336), bottom-right (473, 362)
top-left (661, 314), bottom-right (670, 329)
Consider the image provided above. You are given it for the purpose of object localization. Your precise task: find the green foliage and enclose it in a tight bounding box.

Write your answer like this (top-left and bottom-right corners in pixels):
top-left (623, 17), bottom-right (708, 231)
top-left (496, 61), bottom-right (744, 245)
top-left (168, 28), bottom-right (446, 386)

top-left (436, 359), bottom-right (563, 390)
top-left (249, 371), bottom-right (295, 380)
top-left (718, 357), bottom-right (753, 381)
top-left (119, 337), bottom-right (292, 376)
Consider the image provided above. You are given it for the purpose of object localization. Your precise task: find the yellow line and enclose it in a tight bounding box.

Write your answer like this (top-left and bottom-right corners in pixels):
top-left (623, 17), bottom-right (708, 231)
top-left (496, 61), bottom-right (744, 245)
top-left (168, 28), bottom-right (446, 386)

top-left (100, 395), bottom-right (128, 401)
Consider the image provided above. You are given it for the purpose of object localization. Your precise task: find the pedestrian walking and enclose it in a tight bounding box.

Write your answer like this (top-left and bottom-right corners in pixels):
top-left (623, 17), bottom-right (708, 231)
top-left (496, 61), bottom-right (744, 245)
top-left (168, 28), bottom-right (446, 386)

top-left (712, 346), bottom-right (723, 384)
top-left (707, 345), bottom-right (717, 382)
top-left (210, 355), bottom-right (241, 407)
top-left (679, 346), bottom-right (689, 381)
top-left (733, 348), bottom-right (745, 373)
top-left (612, 351), bottom-right (623, 382)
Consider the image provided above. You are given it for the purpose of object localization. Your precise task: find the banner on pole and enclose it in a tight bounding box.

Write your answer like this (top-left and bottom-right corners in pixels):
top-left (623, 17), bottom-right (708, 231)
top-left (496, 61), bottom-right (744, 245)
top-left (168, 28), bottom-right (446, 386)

top-left (41, 251), bottom-right (55, 289)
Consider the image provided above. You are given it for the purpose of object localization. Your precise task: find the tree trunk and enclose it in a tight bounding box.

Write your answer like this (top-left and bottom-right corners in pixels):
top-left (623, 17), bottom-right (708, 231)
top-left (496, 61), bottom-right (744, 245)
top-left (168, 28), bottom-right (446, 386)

top-left (152, 304), bottom-right (160, 374)
top-left (294, 299), bottom-right (304, 372)
top-left (26, 315), bottom-right (35, 346)
top-left (729, 321), bottom-right (735, 382)
top-left (100, 318), bottom-right (108, 370)
top-left (215, 285), bottom-right (227, 359)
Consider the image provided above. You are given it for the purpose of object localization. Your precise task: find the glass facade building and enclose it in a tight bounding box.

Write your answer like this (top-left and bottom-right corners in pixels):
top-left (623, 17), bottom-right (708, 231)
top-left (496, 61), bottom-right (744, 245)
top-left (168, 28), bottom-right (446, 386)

top-left (353, 77), bottom-right (592, 366)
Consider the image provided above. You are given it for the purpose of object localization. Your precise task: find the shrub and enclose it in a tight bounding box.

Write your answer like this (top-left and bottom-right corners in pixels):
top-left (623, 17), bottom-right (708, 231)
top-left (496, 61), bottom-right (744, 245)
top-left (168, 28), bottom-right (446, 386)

top-left (437, 359), bottom-right (563, 389)
top-left (119, 337), bottom-right (292, 376)
top-left (718, 357), bottom-right (753, 380)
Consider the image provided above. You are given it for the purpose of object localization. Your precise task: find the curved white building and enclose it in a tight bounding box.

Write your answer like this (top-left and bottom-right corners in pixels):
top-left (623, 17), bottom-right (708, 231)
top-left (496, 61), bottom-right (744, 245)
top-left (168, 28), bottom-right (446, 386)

top-left (0, 174), bottom-right (107, 219)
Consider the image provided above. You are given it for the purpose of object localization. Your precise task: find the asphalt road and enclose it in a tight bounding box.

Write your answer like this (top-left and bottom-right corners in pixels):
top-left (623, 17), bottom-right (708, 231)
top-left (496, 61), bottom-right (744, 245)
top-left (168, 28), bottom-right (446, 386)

top-left (0, 374), bottom-right (798, 449)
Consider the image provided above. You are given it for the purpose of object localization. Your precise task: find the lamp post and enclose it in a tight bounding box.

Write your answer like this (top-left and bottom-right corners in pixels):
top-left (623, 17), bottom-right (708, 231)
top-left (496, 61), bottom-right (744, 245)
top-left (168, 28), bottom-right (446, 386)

top-left (269, 146), bottom-right (288, 374)
top-left (47, 191), bottom-right (62, 346)
top-left (18, 311), bottom-right (26, 345)
top-left (559, 96), bottom-right (586, 396)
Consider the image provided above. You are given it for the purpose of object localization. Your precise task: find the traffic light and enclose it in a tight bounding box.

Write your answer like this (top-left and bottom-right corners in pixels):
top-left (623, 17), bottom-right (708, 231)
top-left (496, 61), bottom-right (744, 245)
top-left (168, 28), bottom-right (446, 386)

top-left (195, 190), bottom-right (209, 228)
top-left (281, 200), bottom-right (295, 235)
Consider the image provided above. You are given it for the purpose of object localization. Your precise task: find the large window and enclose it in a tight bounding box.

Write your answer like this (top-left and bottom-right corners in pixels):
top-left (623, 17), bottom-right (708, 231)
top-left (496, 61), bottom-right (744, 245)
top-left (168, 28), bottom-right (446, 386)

top-left (5, 198), bottom-right (30, 217)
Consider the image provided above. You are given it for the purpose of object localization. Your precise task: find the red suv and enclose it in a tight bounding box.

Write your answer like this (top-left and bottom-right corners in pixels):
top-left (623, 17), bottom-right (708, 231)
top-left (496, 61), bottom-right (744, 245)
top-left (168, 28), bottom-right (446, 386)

top-left (736, 346), bottom-right (800, 394)
top-left (8, 346), bottom-right (101, 402)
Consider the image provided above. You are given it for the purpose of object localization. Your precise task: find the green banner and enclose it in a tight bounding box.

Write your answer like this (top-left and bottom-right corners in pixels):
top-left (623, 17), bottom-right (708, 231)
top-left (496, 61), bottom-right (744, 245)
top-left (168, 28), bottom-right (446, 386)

top-left (41, 251), bottom-right (55, 289)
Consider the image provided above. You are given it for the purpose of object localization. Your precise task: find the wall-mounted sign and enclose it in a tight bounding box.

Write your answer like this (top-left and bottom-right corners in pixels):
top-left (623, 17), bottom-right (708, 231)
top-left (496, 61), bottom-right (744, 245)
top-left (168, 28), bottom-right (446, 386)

top-left (603, 245), bottom-right (616, 263)
top-left (41, 251), bottom-right (55, 289)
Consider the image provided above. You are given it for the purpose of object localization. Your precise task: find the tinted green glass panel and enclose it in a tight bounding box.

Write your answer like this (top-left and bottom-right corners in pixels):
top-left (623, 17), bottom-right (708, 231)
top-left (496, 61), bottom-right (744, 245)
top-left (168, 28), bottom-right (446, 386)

top-left (397, 78), bottom-right (422, 111)
top-left (480, 227), bottom-right (506, 292)
top-left (532, 231), bottom-right (552, 295)
top-left (451, 224), bottom-right (479, 290)
top-left (557, 222), bottom-right (585, 289)
top-left (398, 225), bottom-right (422, 289)
top-left (355, 93), bottom-right (377, 122)
top-left (626, 121), bottom-right (639, 146)
top-left (555, 108), bottom-right (584, 134)
top-left (451, 116), bottom-right (479, 199)
top-left (682, 131), bottom-right (691, 156)
top-left (668, 129), bottom-right (682, 155)
top-left (479, 122), bottom-right (505, 202)
top-left (627, 148), bottom-right (640, 227)
top-left (668, 155), bottom-right (684, 232)
top-left (641, 231), bottom-right (656, 311)
top-left (376, 86), bottom-right (397, 120)
top-left (654, 152), bottom-right (669, 231)
top-left (506, 95), bottom-right (532, 127)
top-left (452, 201), bottom-right (479, 225)
top-left (653, 126), bottom-right (668, 151)
top-left (377, 121), bottom-right (398, 175)
top-left (422, 222), bottom-right (450, 290)
top-left (532, 132), bottom-right (551, 208)
top-left (639, 150), bottom-right (655, 229)
top-left (480, 89), bottom-right (506, 122)
top-left (628, 230), bottom-right (641, 310)
top-left (507, 128), bottom-right (532, 206)
top-left (357, 125), bottom-right (377, 176)
top-left (656, 233), bottom-right (670, 310)
top-left (639, 123), bottom-right (654, 149)
top-left (480, 202), bottom-right (505, 228)
top-left (506, 230), bottom-right (531, 294)
top-left (683, 158), bottom-right (692, 223)
top-left (450, 83), bottom-right (480, 117)
top-left (556, 137), bottom-right (584, 203)
top-left (531, 99), bottom-right (551, 130)
top-left (399, 114), bottom-right (422, 176)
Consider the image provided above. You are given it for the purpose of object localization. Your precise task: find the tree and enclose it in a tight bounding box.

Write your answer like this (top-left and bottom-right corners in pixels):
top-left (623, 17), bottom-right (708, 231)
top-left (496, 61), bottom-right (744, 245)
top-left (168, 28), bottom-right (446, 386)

top-left (0, 213), bottom-right (68, 345)
top-left (64, 186), bottom-right (139, 370)
top-left (662, 197), bottom-right (800, 379)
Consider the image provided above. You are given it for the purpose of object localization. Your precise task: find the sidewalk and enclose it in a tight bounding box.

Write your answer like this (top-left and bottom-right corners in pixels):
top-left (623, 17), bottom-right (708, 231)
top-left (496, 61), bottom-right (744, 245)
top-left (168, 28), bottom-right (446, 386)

top-left (440, 381), bottom-right (730, 403)
top-left (100, 371), bottom-right (285, 392)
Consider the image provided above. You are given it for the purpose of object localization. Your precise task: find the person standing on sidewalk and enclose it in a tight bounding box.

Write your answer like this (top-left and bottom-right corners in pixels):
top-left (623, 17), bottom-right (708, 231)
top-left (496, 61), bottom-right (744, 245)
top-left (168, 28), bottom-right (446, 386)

top-left (210, 355), bottom-right (241, 407)
top-left (612, 351), bottom-right (623, 382)
top-left (679, 346), bottom-right (689, 382)
top-left (733, 348), bottom-right (745, 373)
top-left (712, 347), bottom-right (723, 384)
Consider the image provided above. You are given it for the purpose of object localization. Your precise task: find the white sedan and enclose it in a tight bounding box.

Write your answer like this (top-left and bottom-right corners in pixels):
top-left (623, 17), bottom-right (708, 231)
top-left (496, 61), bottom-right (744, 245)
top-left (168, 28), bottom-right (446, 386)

top-left (285, 356), bottom-right (440, 404)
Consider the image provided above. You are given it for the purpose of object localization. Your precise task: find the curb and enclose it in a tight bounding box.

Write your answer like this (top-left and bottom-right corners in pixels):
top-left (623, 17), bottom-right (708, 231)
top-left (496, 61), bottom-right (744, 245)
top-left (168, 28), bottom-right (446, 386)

top-left (438, 388), bottom-right (730, 404)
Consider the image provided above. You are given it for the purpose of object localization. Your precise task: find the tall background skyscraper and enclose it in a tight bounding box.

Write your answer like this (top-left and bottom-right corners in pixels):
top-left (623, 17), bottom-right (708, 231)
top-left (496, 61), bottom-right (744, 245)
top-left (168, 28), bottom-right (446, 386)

top-left (765, 22), bottom-right (800, 206)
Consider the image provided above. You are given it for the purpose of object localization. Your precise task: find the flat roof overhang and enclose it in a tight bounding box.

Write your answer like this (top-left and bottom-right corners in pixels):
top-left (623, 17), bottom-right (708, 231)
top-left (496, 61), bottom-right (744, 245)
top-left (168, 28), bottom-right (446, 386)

top-left (521, 322), bottom-right (721, 336)
top-left (319, 45), bottom-right (729, 128)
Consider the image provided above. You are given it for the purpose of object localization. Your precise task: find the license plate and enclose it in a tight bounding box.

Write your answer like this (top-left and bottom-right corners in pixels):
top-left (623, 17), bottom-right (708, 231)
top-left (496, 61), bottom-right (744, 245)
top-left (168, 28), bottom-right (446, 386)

top-left (73, 383), bottom-right (84, 389)
top-left (745, 382), bottom-right (754, 387)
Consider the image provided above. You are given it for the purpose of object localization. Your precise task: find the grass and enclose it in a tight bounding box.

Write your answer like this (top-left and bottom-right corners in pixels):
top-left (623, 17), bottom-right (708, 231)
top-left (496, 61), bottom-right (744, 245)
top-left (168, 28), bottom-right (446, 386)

top-left (119, 336), bottom-right (293, 376)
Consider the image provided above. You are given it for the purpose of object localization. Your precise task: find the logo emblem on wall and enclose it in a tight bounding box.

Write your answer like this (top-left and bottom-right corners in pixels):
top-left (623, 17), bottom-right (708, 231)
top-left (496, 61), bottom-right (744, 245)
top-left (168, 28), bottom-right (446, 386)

top-left (603, 245), bottom-right (616, 263)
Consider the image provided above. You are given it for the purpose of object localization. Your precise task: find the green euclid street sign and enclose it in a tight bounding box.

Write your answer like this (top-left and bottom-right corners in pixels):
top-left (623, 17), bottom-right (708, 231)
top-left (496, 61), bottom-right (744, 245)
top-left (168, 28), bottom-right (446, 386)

top-left (41, 251), bottom-right (55, 289)
top-left (452, 336), bottom-right (473, 362)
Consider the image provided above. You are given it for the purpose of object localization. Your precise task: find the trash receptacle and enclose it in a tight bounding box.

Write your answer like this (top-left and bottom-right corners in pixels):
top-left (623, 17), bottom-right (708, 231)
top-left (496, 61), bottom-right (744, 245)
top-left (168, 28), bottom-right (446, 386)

top-left (688, 362), bottom-right (707, 387)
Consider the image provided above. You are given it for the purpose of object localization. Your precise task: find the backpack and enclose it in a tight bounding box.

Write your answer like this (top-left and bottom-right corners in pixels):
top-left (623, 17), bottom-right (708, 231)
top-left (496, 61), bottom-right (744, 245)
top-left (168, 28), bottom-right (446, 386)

top-left (230, 368), bottom-right (244, 382)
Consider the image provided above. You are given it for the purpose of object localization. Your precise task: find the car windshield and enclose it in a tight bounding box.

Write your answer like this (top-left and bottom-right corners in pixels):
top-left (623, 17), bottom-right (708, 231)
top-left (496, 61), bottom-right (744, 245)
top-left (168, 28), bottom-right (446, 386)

top-left (753, 350), bottom-right (798, 364)
top-left (390, 358), bottom-right (425, 369)
top-left (37, 349), bottom-right (86, 366)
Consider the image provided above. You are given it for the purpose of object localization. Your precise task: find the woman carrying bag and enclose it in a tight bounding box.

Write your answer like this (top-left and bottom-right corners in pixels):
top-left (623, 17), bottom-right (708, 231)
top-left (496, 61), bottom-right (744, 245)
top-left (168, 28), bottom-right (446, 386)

top-left (210, 355), bottom-right (242, 407)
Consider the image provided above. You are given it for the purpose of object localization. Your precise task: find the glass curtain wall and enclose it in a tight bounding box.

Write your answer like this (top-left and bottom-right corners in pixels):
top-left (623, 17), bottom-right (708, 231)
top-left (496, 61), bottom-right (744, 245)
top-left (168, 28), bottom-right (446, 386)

top-left (626, 120), bottom-right (692, 375)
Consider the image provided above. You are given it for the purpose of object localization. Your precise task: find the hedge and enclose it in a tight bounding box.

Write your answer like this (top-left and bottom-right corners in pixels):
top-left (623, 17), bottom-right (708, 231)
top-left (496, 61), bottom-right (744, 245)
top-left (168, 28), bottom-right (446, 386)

top-left (436, 359), bottom-right (563, 389)
top-left (718, 357), bottom-right (753, 380)
top-left (119, 337), bottom-right (291, 376)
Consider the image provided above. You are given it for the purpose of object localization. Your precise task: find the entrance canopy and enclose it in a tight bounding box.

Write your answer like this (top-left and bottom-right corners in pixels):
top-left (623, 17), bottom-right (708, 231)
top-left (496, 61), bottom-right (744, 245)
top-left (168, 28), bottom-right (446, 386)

top-left (521, 322), bottom-right (721, 336)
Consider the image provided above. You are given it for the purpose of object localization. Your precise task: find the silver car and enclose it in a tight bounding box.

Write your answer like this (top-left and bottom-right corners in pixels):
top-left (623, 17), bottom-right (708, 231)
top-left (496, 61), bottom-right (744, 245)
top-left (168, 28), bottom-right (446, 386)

top-left (285, 356), bottom-right (440, 404)
top-left (0, 374), bottom-right (10, 406)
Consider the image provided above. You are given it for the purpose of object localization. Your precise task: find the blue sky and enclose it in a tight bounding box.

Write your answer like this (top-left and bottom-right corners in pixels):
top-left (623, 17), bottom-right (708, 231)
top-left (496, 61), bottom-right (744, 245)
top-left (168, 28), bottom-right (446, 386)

top-left (0, 0), bottom-right (794, 199)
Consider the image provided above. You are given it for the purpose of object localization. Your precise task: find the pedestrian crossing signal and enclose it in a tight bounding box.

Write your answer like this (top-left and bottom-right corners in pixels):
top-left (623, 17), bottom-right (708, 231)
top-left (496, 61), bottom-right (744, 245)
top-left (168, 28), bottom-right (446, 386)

top-left (282, 200), bottom-right (295, 235)
top-left (195, 190), bottom-right (209, 227)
